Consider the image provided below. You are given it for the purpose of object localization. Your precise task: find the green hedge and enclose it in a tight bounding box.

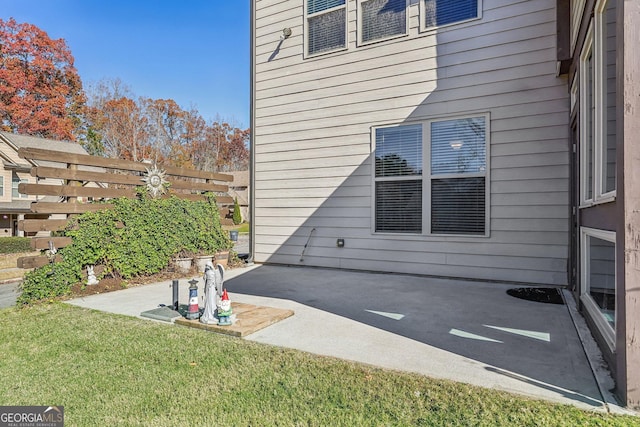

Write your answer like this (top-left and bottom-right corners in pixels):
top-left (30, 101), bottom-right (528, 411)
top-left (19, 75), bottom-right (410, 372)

top-left (0, 237), bottom-right (32, 254)
top-left (19, 193), bottom-right (232, 304)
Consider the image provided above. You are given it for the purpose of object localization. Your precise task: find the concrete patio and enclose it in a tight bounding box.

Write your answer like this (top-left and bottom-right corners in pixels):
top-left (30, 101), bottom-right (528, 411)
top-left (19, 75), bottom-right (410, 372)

top-left (65, 263), bottom-right (628, 412)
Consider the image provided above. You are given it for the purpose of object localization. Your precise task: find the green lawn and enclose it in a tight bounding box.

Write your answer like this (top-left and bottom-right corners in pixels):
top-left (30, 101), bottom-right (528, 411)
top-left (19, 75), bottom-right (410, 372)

top-left (233, 222), bottom-right (249, 234)
top-left (0, 303), bottom-right (637, 426)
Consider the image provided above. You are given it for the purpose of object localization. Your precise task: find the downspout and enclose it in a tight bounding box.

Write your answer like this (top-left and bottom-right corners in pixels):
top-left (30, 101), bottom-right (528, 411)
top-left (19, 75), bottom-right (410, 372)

top-left (248, 0), bottom-right (256, 264)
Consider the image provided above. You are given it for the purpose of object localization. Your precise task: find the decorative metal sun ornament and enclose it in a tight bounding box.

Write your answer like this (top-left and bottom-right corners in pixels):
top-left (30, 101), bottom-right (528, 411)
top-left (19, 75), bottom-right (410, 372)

top-left (142, 164), bottom-right (168, 198)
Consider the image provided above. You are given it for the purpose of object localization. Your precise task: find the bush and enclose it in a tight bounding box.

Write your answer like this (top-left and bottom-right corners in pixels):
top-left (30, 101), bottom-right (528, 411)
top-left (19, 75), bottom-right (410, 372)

top-left (0, 237), bottom-right (32, 254)
top-left (18, 193), bottom-right (232, 304)
top-left (232, 197), bottom-right (242, 225)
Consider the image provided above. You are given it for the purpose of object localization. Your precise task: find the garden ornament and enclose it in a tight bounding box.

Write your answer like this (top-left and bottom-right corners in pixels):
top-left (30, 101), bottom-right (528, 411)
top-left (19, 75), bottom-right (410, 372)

top-left (200, 261), bottom-right (224, 324)
top-left (217, 288), bottom-right (232, 326)
top-left (186, 278), bottom-right (200, 320)
top-left (86, 265), bottom-right (99, 286)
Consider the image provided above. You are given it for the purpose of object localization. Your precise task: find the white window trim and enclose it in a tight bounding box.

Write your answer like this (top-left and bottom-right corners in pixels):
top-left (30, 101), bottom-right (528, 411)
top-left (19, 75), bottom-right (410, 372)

top-left (11, 175), bottom-right (28, 199)
top-left (419, 0), bottom-right (482, 33)
top-left (371, 113), bottom-right (490, 237)
top-left (570, 75), bottom-right (578, 114)
top-left (579, 2), bottom-right (617, 208)
top-left (579, 23), bottom-right (594, 207)
top-left (580, 226), bottom-right (616, 352)
top-left (593, 0), bottom-right (616, 202)
top-left (357, 0), bottom-right (409, 47)
top-left (304, 1), bottom-right (349, 58)
top-left (571, 0), bottom-right (587, 52)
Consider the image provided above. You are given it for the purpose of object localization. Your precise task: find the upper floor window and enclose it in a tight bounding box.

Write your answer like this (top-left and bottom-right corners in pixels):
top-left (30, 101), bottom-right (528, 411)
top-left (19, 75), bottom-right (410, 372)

top-left (360, 0), bottom-right (408, 45)
top-left (579, 0), bottom-right (616, 206)
top-left (306, 0), bottom-right (347, 56)
top-left (423, 0), bottom-right (480, 29)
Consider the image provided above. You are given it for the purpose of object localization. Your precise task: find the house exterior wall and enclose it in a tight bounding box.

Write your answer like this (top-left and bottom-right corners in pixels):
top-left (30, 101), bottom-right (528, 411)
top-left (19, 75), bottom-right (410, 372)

top-left (617, 0), bottom-right (640, 409)
top-left (564, 0), bottom-right (640, 407)
top-left (253, 0), bottom-right (570, 285)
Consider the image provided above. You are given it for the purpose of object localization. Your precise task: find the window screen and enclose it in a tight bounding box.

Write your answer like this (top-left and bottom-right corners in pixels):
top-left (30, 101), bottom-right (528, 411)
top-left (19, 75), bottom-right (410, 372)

top-left (308, 0), bottom-right (345, 14)
top-left (431, 177), bottom-right (485, 235)
top-left (362, 0), bottom-right (407, 43)
top-left (376, 180), bottom-right (422, 233)
top-left (307, 0), bottom-right (346, 55)
top-left (425, 0), bottom-right (478, 28)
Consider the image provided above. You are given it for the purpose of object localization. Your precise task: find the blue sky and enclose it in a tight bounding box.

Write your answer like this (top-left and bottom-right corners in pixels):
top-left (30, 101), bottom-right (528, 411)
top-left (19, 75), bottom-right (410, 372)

top-left (2, 0), bottom-right (250, 128)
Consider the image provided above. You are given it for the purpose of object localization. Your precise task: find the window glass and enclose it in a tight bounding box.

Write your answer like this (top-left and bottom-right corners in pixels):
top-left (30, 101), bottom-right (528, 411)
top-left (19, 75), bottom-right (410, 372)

top-left (11, 174), bottom-right (27, 199)
top-left (362, 0), bottom-right (407, 43)
top-left (586, 49), bottom-right (594, 200)
top-left (602, 0), bottom-right (616, 194)
top-left (375, 180), bottom-right (422, 233)
top-left (588, 236), bottom-right (616, 330)
top-left (373, 115), bottom-right (488, 236)
top-left (307, 0), bottom-right (346, 55)
top-left (308, 0), bottom-right (345, 14)
top-left (431, 177), bottom-right (485, 235)
top-left (425, 0), bottom-right (478, 28)
top-left (375, 124), bottom-right (422, 177)
top-left (431, 117), bottom-right (485, 175)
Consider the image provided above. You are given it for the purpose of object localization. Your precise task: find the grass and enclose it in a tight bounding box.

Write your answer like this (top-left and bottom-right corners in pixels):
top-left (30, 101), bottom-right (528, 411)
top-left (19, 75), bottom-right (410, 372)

top-left (1, 303), bottom-right (638, 426)
top-left (233, 222), bottom-right (249, 234)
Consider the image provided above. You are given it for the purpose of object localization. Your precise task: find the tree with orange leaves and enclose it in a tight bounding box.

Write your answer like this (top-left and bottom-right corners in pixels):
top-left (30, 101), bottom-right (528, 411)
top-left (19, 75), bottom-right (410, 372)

top-left (0, 18), bottom-right (86, 141)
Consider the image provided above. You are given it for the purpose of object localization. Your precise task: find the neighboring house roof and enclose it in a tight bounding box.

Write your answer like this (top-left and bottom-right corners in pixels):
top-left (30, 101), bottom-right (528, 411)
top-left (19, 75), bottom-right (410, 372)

top-left (0, 131), bottom-right (90, 169)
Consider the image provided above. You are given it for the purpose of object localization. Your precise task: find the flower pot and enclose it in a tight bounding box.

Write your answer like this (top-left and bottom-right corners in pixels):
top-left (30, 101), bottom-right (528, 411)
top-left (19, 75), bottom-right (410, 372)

top-left (194, 255), bottom-right (213, 273)
top-left (174, 257), bottom-right (193, 273)
top-left (215, 250), bottom-right (229, 267)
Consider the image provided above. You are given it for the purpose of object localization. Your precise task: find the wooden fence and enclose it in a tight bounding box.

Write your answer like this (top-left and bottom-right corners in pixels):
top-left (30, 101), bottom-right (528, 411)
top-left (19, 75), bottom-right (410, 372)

top-left (16, 147), bottom-right (235, 269)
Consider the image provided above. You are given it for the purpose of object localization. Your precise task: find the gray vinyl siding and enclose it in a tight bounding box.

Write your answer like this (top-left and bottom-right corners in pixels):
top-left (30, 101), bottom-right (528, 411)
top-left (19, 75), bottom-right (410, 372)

top-left (253, 0), bottom-right (570, 285)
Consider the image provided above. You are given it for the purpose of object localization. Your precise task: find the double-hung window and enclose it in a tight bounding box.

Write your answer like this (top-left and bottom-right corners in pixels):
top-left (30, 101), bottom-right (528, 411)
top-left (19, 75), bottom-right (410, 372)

top-left (0, 176), bottom-right (4, 197)
top-left (11, 173), bottom-right (28, 199)
top-left (422, 0), bottom-right (481, 29)
top-left (374, 114), bottom-right (489, 236)
top-left (306, 0), bottom-right (347, 56)
top-left (359, 0), bottom-right (408, 45)
top-left (579, 0), bottom-right (616, 205)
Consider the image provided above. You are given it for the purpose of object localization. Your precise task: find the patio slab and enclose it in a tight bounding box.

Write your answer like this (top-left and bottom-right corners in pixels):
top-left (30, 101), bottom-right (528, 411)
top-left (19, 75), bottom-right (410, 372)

top-left (174, 301), bottom-right (294, 337)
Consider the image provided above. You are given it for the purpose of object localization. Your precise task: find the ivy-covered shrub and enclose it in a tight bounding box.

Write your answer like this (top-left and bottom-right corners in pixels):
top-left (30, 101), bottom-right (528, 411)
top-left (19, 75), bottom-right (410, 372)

top-left (18, 193), bottom-right (231, 304)
top-left (0, 237), bottom-right (32, 254)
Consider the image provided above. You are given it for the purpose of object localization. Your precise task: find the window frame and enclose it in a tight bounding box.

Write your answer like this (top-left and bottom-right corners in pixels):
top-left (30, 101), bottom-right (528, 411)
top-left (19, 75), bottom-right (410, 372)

top-left (594, 0), bottom-right (616, 201)
top-left (579, 0), bottom-right (617, 207)
top-left (420, 0), bottom-right (482, 32)
top-left (305, 0), bottom-right (348, 58)
top-left (580, 226), bottom-right (616, 352)
top-left (11, 173), bottom-right (28, 199)
top-left (372, 113), bottom-right (490, 237)
top-left (357, 0), bottom-right (410, 46)
top-left (0, 176), bottom-right (4, 197)
top-left (579, 23), bottom-right (595, 206)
